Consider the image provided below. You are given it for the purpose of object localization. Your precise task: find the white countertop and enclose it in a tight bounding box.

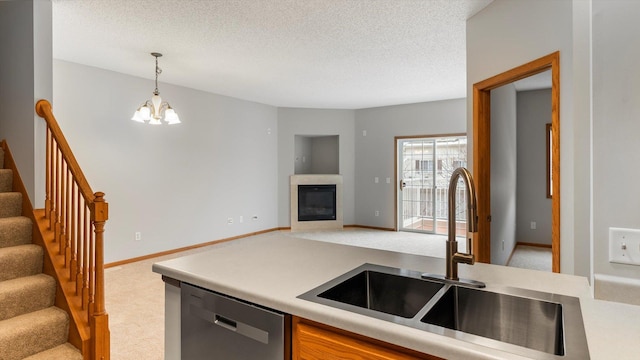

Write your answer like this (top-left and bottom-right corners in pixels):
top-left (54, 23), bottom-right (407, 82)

top-left (152, 232), bottom-right (640, 359)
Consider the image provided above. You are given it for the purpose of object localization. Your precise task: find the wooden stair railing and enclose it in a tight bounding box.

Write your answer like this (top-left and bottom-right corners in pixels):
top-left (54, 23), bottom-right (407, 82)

top-left (35, 99), bottom-right (110, 360)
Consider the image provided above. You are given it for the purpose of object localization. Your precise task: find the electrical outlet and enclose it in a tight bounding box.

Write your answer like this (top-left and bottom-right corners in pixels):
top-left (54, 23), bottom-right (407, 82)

top-left (530, 221), bottom-right (537, 230)
top-left (239, 216), bottom-right (244, 223)
top-left (375, 210), bottom-right (379, 217)
top-left (609, 227), bottom-right (640, 265)
top-left (135, 232), bottom-right (141, 241)
top-left (227, 217), bottom-right (233, 225)
top-left (374, 177), bottom-right (379, 183)
top-left (386, 177), bottom-right (391, 184)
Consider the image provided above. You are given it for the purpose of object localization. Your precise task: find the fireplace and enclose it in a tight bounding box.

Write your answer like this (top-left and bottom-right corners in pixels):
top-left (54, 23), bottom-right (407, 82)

top-left (290, 174), bottom-right (343, 231)
top-left (298, 185), bottom-right (337, 221)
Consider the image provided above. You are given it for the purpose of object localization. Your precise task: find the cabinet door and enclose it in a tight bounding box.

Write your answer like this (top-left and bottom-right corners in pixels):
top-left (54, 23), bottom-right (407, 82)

top-left (292, 317), bottom-right (440, 360)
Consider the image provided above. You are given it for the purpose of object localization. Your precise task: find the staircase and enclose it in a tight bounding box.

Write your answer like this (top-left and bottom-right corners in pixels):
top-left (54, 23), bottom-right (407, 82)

top-left (0, 148), bottom-right (82, 360)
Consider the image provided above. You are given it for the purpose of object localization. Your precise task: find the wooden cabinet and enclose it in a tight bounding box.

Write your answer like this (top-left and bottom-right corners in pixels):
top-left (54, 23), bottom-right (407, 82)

top-left (292, 317), bottom-right (441, 360)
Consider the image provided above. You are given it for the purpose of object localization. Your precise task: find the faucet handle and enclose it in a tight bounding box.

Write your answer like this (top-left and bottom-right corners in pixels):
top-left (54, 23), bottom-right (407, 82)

top-left (466, 236), bottom-right (475, 264)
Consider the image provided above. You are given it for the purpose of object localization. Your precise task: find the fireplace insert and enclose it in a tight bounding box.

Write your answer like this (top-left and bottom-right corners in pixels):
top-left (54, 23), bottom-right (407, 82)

top-left (298, 185), bottom-right (337, 221)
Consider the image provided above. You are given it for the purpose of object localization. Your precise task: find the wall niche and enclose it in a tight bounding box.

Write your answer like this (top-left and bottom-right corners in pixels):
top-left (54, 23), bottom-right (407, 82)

top-left (294, 135), bottom-right (339, 174)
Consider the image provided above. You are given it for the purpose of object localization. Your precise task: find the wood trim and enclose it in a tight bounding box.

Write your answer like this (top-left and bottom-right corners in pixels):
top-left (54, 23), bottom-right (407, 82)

top-left (345, 224), bottom-right (395, 232)
top-left (517, 241), bottom-right (553, 249)
top-left (292, 316), bottom-right (441, 360)
top-left (546, 123), bottom-right (552, 199)
top-left (472, 51), bottom-right (561, 272)
top-left (105, 228), bottom-right (281, 268)
top-left (106, 225), bottom-right (401, 268)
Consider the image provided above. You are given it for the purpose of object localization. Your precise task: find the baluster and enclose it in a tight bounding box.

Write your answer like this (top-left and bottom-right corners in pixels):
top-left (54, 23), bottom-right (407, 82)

top-left (83, 202), bottom-right (90, 310)
top-left (75, 192), bottom-right (83, 296)
top-left (64, 164), bottom-right (71, 264)
top-left (45, 129), bottom-right (52, 218)
top-left (59, 161), bottom-right (66, 256)
top-left (70, 181), bottom-right (77, 281)
top-left (88, 211), bottom-right (95, 317)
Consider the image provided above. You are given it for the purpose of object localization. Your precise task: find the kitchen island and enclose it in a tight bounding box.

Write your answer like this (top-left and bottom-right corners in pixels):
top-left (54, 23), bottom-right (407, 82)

top-left (152, 231), bottom-right (640, 359)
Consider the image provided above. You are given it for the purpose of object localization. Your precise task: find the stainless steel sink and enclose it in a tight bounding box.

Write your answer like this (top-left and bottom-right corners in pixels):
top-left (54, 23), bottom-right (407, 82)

top-left (317, 269), bottom-right (444, 318)
top-left (298, 264), bottom-right (444, 322)
top-left (421, 285), bottom-right (564, 355)
top-left (299, 263), bottom-right (590, 359)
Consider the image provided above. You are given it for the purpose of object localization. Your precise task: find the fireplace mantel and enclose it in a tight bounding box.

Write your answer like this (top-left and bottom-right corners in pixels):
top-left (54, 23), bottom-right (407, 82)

top-left (290, 175), bottom-right (343, 231)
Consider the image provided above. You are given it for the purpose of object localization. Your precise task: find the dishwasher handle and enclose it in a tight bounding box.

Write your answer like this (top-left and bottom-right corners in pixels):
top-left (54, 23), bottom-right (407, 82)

top-left (189, 304), bottom-right (270, 344)
top-left (214, 314), bottom-right (237, 332)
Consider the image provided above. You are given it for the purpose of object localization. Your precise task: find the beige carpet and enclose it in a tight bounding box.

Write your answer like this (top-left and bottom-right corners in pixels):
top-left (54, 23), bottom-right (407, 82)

top-left (104, 228), bottom-right (467, 359)
top-left (507, 245), bottom-right (552, 272)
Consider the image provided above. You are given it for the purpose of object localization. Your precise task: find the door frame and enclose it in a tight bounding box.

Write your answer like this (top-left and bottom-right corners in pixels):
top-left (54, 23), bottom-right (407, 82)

top-left (394, 133), bottom-right (467, 232)
top-left (472, 51), bottom-right (560, 272)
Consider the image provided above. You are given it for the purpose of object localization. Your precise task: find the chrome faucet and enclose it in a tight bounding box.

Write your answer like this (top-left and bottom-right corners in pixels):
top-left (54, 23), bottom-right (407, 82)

top-left (423, 167), bottom-right (485, 288)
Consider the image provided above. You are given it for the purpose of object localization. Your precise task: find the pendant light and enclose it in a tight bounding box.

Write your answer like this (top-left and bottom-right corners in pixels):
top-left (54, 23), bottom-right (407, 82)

top-left (131, 52), bottom-right (181, 125)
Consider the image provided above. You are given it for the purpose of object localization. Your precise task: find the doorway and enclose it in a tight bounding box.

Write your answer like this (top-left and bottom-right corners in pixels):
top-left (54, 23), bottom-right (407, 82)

top-left (396, 135), bottom-right (467, 236)
top-left (472, 52), bottom-right (560, 272)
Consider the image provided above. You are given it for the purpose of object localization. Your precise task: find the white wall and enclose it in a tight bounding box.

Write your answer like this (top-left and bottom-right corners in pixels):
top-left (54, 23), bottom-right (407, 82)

top-left (592, 0), bottom-right (640, 280)
top-left (277, 108), bottom-right (355, 227)
top-left (516, 89), bottom-right (553, 246)
top-left (54, 60), bottom-right (279, 263)
top-left (354, 99), bottom-right (466, 229)
top-left (0, 0), bottom-right (51, 206)
top-left (490, 84), bottom-right (517, 265)
top-left (467, 0), bottom-right (592, 276)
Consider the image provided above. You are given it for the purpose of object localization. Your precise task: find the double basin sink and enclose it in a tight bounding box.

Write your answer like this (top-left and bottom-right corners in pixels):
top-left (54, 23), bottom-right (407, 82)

top-left (298, 264), bottom-right (589, 359)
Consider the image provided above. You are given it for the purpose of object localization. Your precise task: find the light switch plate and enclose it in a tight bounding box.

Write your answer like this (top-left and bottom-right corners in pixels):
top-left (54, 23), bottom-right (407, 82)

top-left (609, 227), bottom-right (640, 265)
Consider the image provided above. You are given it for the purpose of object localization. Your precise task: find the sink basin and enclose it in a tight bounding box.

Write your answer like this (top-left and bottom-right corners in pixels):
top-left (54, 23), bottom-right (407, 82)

top-left (298, 264), bottom-right (444, 320)
top-left (421, 285), bottom-right (564, 355)
top-left (317, 269), bottom-right (443, 318)
top-left (299, 263), bottom-right (590, 359)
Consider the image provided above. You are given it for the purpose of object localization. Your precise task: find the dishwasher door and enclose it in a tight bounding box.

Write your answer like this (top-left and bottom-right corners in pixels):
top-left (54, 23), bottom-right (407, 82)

top-left (181, 283), bottom-right (286, 360)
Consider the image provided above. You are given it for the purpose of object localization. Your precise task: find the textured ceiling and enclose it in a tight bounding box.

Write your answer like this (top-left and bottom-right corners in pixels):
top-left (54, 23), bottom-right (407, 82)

top-left (52, 0), bottom-right (493, 109)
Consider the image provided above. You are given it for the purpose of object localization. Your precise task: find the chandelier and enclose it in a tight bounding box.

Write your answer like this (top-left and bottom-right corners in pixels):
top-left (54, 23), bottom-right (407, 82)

top-left (131, 52), bottom-right (181, 125)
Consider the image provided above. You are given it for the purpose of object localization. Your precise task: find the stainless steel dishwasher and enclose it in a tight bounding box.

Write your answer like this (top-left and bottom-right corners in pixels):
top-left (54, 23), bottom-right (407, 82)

top-left (181, 283), bottom-right (288, 360)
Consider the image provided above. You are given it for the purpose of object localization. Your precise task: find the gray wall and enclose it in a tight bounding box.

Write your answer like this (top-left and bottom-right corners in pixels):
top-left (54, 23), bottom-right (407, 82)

top-left (293, 136), bottom-right (312, 174)
top-left (0, 0), bottom-right (51, 206)
top-left (593, 0), bottom-right (640, 280)
top-left (467, 0), bottom-right (592, 276)
top-left (310, 136), bottom-right (339, 174)
top-left (277, 108), bottom-right (355, 227)
top-left (516, 89), bottom-right (552, 246)
top-left (54, 60), bottom-right (279, 263)
top-left (354, 100), bottom-right (466, 229)
top-left (490, 84), bottom-right (517, 265)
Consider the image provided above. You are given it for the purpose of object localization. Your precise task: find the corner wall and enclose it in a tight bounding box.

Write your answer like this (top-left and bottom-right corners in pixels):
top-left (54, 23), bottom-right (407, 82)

top-left (277, 108), bottom-right (355, 227)
top-left (466, 0), bottom-right (590, 276)
top-left (354, 99), bottom-right (466, 229)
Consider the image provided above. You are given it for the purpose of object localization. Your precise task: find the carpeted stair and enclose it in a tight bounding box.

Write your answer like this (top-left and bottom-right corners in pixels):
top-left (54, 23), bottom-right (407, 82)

top-left (0, 148), bottom-right (82, 359)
